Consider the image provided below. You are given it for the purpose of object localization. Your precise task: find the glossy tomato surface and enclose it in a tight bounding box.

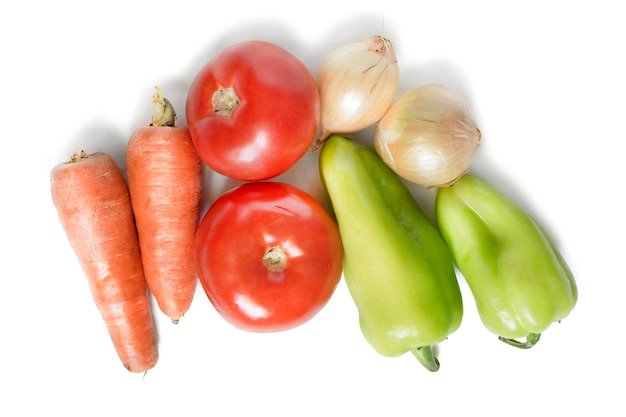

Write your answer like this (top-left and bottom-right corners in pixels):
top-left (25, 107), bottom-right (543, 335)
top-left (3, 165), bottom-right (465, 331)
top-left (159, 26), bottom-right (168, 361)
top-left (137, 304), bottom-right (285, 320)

top-left (194, 182), bottom-right (344, 332)
top-left (185, 41), bottom-right (320, 181)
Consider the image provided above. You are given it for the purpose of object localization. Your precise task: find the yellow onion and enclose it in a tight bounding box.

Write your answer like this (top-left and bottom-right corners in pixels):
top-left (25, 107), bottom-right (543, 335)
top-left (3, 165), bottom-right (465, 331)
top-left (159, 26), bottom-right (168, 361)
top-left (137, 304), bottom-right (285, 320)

top-left (315, 35), bottom-right (399, 148)
top-left (373, 83), bottom-right (481, 188)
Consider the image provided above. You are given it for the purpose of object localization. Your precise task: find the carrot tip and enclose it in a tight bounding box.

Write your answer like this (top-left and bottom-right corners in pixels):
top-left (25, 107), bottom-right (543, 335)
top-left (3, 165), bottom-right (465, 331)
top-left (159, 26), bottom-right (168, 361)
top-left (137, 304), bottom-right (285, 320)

top-left (68, 149), bottom-right (88, 163)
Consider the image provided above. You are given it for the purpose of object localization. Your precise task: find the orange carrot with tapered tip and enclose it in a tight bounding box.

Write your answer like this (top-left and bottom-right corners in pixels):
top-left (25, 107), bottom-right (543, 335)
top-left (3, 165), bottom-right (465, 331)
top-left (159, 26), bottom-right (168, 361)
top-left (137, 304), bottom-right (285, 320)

top-left (126, 87), bottom-right (202, 323)
top-left (51, 150), bottom-right (159, 373)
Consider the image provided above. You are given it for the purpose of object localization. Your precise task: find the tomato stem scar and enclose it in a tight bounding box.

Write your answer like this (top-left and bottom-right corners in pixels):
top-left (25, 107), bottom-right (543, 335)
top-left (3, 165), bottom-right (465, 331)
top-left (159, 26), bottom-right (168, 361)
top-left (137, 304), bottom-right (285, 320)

top-left (263, 246), bottom-right (287, 272)
top-left (212, 86), bottom-right (240, 116)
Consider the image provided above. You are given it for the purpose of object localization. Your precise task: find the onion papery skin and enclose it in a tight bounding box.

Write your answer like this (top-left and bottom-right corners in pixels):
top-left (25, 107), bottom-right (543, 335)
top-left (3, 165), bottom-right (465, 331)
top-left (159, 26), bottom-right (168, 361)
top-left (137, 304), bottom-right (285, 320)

top-left (317, 35), bottom-right (399, 142)
top-left (374, 84), bottom-right (481, 188)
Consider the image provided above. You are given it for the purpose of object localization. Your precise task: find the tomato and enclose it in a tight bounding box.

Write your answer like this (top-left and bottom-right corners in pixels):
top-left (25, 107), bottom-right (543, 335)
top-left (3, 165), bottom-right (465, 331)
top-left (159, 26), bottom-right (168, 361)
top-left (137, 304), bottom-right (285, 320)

top-left (194, 182), bottom-right (344, 332)
top-left (185, 40), bottom-right (320, 181)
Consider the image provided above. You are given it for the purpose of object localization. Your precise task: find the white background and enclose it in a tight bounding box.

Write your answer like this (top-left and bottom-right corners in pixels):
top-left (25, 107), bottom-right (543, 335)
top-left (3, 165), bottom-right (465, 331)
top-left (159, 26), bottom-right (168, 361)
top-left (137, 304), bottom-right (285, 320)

top-left (2, 1), bottom-right (624, 415)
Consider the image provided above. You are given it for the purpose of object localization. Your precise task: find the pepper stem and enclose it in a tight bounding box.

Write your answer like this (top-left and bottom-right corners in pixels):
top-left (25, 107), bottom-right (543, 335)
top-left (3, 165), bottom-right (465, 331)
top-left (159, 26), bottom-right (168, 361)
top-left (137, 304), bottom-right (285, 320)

top-left (498, 332), bottom-right (541, 349)
top-left (411, 346), bottom-right (440, 372)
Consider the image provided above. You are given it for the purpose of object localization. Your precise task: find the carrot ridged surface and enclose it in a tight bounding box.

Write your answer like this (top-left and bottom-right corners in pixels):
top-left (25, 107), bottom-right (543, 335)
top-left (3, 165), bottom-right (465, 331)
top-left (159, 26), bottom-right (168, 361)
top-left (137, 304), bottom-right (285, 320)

top-left (126, 118), bottom-right (202, 323)
top-left (51, 151), bottom-right (159, 373)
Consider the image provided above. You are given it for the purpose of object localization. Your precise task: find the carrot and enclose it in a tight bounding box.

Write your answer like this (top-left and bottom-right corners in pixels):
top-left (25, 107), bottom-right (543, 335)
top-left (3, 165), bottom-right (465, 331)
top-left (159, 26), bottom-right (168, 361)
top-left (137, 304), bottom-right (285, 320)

top-left (126, 86), bottom-right (202, 324)
top-left (50, 150), bottom-right (159, 373)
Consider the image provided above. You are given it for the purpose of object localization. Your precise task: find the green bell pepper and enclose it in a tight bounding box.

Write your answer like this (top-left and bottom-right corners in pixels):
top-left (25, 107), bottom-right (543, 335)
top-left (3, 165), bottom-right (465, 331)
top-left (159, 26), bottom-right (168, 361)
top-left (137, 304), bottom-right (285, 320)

top-left (435, 175), bottom-right (577, 348)
top-left (319, 135), bottom-right (463, 371)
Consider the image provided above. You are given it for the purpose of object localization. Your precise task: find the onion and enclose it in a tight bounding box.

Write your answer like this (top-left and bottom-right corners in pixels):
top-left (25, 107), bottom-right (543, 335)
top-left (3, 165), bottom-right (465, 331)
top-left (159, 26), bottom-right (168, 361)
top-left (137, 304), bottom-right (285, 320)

top-left (315, 35), bottom-right (399, 149)
top-left (373, 84), bottom-right (481, 188)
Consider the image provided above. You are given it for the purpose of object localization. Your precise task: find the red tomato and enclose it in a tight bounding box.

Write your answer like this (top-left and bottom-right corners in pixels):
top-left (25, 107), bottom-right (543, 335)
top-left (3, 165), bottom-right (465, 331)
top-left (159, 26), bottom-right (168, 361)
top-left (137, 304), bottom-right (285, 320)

top-left (194, 182), bottom-right (344, 332)
top-left (185, 40), bottom-right (320, 181)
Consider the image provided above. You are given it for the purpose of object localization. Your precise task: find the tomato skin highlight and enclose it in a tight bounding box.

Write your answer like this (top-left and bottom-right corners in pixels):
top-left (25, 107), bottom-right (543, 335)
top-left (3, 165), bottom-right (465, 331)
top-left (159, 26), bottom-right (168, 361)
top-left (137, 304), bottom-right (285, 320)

top-left (185, 41), bottom-right (320, 181)
top-left (194, 182), bottom-right (343, 332)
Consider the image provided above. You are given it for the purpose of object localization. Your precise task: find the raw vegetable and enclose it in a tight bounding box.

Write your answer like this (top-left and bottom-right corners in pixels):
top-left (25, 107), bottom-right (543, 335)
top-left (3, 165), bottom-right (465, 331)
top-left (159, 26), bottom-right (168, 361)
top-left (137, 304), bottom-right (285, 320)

top-left (319, 135), bottom-right (463, 371)
top-left (194, 182), bottom-right (344, 332)
top-left (126, 87), bottom-right (202, 324)
top-left (185, 40), bottom-right (320, 181)
top-left (436, 175), bottom-right (578, 348)
top-left (373, 83), bottom-right (481, 188)
top-left (315, 35), bottom-right (399, 148)
top-left (51, 151), bottom-right (159, 373)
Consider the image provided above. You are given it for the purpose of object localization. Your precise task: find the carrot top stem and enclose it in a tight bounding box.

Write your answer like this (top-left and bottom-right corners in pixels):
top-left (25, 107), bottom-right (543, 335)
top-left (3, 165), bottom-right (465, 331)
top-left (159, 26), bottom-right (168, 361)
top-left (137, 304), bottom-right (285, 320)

top-left (151, 86), bottom-right (177, 127)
